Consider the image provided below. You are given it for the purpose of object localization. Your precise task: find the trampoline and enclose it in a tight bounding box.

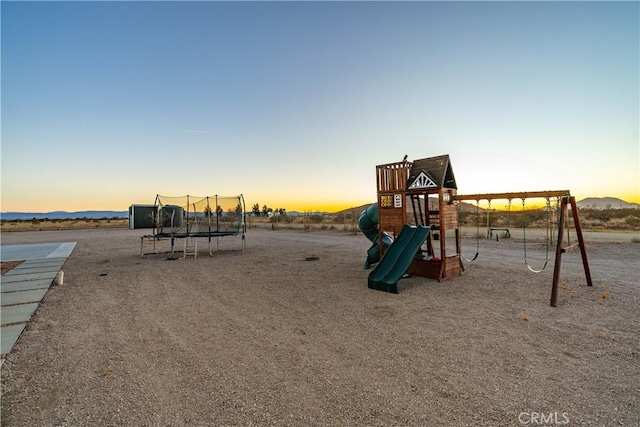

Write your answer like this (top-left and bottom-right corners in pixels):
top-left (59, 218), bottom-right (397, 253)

top-left (140, 194), bottom-right (246, 258)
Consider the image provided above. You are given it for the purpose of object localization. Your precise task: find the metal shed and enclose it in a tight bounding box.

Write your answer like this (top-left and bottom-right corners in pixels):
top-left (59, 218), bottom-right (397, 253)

top-left (129, 204), bottom-right (156, 229)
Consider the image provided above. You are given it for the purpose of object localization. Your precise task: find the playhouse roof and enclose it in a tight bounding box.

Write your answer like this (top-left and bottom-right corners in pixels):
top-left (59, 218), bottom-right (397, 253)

top-left (407, 154), bottom-right (457, 190)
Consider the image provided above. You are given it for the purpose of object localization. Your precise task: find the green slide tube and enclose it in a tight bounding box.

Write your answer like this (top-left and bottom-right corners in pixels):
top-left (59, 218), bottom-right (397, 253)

top-left (358, 204), bottom-right (393, 269)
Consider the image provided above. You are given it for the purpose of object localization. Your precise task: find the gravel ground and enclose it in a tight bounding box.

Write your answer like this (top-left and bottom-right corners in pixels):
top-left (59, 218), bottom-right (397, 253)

top-left (1, 227), bottom-right (639, 426)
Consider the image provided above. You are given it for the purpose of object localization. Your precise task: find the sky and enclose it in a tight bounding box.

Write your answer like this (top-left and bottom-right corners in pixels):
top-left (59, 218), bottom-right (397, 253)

top-left (1, 1), bottom-right (638, 213)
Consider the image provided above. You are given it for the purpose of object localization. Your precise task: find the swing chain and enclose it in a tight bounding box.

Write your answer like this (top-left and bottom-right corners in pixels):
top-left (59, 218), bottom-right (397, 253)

top-left (522, 197), bottom-right (551, 273)
top-left (460, 199), bottom-right (480, 262)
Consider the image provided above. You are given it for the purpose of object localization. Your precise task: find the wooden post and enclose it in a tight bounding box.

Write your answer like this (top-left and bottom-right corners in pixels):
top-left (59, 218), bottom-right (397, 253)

top-left (550, 196), bottom-right (593, 306)
top-left (569, 196), bottom-right (593, 287)
top-left (550, 197), bottom-right (568, 307)
top-left (438, 188), bottom-right (446, 280)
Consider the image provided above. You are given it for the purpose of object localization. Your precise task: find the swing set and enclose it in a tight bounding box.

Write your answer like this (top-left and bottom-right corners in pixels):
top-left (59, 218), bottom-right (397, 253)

top-left (455, 191), bottom-right (593, 306)
top-left (364, 155), bottom-right (591, 306)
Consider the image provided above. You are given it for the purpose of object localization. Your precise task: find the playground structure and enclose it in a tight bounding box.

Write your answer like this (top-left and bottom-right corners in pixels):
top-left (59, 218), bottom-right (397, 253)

top-left (360, 155), bottom-right (462, 293)
top-left (359, 155), bottom-right (593, 306)
top-left (140, 194), bottom-right (246, 258)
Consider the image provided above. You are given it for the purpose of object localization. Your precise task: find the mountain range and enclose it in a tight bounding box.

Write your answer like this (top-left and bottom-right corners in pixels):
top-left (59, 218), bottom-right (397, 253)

top-left (1, 210), bottom-right (129, 221)
top-left (575, 197), bottom-right (639, 210)
top-left (1, 197), bottom-right (637, 221)
top-left (337, 196), bottom-right (639, 215)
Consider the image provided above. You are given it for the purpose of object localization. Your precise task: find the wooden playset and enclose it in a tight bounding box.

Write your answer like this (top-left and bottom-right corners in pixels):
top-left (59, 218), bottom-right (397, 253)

top-left (365, 154), bottom-right (593, 306)
top-left (374, 154), bottom-right (463, 282)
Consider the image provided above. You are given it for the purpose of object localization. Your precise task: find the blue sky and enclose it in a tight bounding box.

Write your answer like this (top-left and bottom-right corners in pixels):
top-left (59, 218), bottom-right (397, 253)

top-left (2, 1), bottom-right (638, 212)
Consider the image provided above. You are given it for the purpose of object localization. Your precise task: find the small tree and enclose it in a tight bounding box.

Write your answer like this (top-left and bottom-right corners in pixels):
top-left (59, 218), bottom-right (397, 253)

top-left (252, 203), bottom-right (260, 217)
top-left (271, 207), bottom-right (280, 230)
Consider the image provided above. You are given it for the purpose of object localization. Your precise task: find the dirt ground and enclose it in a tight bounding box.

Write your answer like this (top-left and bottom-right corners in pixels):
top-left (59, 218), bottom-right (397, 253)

top-left (1, 227), bottom-right (639, 426)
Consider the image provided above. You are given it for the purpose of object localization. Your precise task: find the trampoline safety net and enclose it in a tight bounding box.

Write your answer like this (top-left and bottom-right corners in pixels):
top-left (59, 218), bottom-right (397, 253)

top-left (153, 194), bottom-right (245, 235)
top-left (140, 194), bottom-right (246, 257)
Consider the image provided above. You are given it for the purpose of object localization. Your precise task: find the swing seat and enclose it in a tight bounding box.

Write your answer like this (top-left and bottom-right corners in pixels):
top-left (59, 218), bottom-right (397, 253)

top-left (488, 228), bottom-right (510, 238)
top-left (561, 243), bottom-right (580, 253)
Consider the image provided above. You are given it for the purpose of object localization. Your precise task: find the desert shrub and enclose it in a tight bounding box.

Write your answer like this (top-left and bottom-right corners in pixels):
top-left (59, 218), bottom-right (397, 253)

top-left (584, 209), bottom-right (614, 222)
top-left (309, 214), bottom-right (324, 224)
top-left (341, 213), bottom-right (356, 224)
top-left (581, 207), bottom-right (639, 222)
top-left (282, 216), bottom-right (294, 224)
top-left (614, 209), bottom-right (637, 219)
top-left (458, 211), bottom-right (471, 223)
top-left (625, 216), bottom-right (640, 228)
top-left (515, 216), bottom-right (531, 228)
top-left (607, 222), bottom-right (627, 230)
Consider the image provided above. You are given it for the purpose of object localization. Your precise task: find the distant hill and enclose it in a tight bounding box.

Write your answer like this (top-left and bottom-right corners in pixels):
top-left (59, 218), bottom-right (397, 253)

top-left (285, 211), bottom-right (330, 217)
top-left (1, 211), bottom-right (129, 220)
top-left (576, 197), bottom-right (639, 210)
top-left (333, 199), bottom-right (478, 216)
top-left (333, 197), bottom-right (639, 216)
top-left (333, 204), bottom-right (373, 216)
top-left (2, 196), bottom-right (636, 221)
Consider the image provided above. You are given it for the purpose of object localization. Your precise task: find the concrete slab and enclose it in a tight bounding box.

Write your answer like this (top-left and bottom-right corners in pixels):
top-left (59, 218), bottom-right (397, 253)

top-left (1, 289), bottom-right (48, 306)
top-left (0, 271), bottom-right (58, 283)
top-left (4, 266), bottom-right (62, 275)
top-left (0, 279), bottom-right (52, 293)
top-left (0, 242), bottom-right (75, 358)
top-left (46, 242), bottom-right (76, 258)
top-left (1, 323), bottom-right (27, 355)
top-left (1, 303), bottom-right (39, 326)
top-left (0, 242), bottom-right (76, 262)
top-left (13, 258), bottom-right (66, 269)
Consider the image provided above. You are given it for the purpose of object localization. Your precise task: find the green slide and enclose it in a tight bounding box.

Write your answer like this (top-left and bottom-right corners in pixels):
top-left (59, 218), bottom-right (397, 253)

top-left (368, 224), bottom-right (431, 294)
top-left (358, 204), bottom-right (393, 269)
